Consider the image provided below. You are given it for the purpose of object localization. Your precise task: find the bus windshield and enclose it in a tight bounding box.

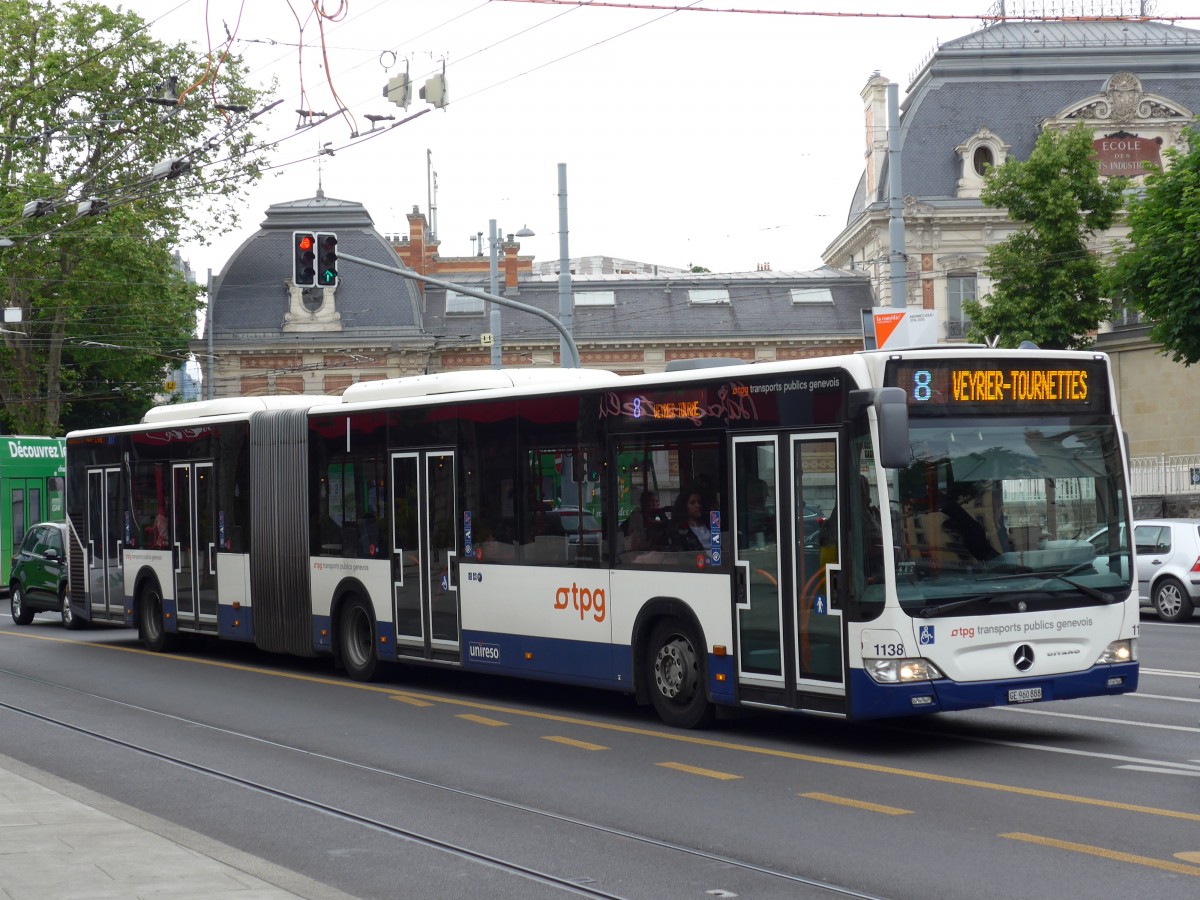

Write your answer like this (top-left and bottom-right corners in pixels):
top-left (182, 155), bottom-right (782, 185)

top-left (888, 417), bottom-right (1131, 615)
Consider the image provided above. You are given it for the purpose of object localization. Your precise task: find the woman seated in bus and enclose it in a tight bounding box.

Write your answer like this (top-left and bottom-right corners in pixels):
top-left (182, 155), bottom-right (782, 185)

top-left (671, 488), bottom-right (712, 553)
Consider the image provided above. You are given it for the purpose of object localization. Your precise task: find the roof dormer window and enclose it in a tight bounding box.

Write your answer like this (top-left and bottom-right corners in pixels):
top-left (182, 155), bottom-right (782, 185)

top-left (956, 128), bottom-right (1009, 199)
top-left (972, 145), bottom-right (994, 177)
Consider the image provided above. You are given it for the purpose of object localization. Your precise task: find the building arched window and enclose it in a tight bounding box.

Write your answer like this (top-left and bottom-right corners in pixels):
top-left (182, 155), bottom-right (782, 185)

top-left (972, 145), bottom-right (995, 177)
top-left (956, 129), bottom-right (1009, 198)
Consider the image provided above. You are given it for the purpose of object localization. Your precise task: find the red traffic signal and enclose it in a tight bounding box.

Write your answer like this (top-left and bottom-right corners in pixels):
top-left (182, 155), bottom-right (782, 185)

top-left (293, 231), bottom-right (316, 286)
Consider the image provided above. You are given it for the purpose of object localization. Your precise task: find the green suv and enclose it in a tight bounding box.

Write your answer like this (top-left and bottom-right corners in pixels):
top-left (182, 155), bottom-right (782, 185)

top-left (9, 522), bottom-right (77, 629)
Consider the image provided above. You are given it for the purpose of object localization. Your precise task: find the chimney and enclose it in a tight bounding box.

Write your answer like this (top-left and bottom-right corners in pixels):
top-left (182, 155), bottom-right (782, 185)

top-left (861, 72), bottom-right (890, 208)
top-left (503, 234), bottom-right (521, 290)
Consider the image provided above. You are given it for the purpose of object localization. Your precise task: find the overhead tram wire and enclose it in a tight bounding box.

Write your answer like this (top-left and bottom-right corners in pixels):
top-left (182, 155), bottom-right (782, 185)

top-left (491, 1), bottom-right (1200, 23)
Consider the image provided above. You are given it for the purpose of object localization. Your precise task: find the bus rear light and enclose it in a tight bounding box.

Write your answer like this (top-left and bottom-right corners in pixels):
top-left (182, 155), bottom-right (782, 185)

top-left (866, 657), bottom-right (945, 684)
top-left (1097, 638), bottom-right (1135, 665)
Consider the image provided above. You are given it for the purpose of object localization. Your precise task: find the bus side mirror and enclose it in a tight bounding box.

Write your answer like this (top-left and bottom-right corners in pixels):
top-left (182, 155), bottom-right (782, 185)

top-left (875, 387), bottom-right (909, 469)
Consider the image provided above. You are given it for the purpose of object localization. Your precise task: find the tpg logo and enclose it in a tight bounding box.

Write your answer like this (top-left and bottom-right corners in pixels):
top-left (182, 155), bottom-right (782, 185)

top-left (554, 582), bottom-right (606, 622)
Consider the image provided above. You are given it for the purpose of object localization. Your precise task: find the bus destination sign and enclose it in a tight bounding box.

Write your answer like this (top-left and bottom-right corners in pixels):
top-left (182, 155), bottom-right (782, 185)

top-left (884, 359), bottom-right (1108, 415)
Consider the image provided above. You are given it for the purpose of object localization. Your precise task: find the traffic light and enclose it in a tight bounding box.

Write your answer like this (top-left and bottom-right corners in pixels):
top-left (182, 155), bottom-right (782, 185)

top-left (293, 231), bottom-right (316, 287)
top-left (317, 232), bottom-right (338, 287)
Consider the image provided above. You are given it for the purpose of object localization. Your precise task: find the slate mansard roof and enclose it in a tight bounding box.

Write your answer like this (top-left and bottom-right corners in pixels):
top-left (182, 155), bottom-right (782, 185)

top-left (846, 18), bottom-right (1200, 224)
top-left (423, 267), bottom-right (874, 350)
top-left (208, 192), bottom-right (425, 344)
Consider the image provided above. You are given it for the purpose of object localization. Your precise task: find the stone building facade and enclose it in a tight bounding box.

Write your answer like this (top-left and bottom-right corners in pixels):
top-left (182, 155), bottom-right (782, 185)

top-left (821, 11), bottom-right (1200, 460)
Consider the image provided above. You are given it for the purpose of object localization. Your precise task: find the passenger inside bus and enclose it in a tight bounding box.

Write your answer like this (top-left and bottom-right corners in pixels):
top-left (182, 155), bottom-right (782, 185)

top-left (622, 489), bottom-right (669, 551)
top-left (671, 488), bottom-right (712, 552)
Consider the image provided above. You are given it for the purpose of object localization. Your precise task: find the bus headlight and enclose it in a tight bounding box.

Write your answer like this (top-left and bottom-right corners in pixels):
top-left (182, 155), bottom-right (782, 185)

top-left (1096, 638), bottom-right (1136, 665)
top-left (866, 658), bottom-right (945, 684)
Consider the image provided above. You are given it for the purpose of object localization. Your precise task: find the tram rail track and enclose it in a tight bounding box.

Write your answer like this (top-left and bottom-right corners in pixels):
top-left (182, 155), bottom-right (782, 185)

top-left (0, 668), bottom-right (888, 900)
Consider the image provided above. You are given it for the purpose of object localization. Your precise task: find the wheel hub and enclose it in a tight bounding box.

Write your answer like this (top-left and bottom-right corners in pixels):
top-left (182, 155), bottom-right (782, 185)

top-left (655, 638), bottom-right (695, 700)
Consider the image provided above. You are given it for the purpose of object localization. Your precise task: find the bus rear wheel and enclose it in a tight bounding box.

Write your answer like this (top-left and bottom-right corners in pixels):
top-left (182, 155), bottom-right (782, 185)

top-left (646, 619), bottom-right (715, 729)
top-left (340, 598), bottom-right (379, 682)
top-left (140, 586), bottom-right (177, 652)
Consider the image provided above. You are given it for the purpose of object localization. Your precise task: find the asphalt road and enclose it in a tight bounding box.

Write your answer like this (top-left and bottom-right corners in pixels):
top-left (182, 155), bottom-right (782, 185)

top-left (0, 611), bottom-right (1196, 900)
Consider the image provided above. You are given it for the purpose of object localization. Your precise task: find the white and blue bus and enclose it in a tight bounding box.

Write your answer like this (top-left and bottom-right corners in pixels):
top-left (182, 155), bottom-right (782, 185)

top-left (65, 347), bottom-right (1138, 727)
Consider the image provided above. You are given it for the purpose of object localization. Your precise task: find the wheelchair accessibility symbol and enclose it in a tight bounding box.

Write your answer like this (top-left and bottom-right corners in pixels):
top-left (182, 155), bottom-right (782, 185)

top-left (919, 625), bottom-right (935, 645)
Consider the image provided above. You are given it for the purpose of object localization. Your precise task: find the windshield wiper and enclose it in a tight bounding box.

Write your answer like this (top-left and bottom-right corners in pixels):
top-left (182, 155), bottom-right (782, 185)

top-left (919, 577), bottom-right (1117, 617)
top-left (1040, 574), bottom-right (1116, 604)
top-left (919, 594), bottom-right (1013, 617)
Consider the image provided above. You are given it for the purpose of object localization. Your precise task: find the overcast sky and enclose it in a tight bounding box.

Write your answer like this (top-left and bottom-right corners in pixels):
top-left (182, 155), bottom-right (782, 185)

top-left (102, 0), bottom-right (1197, 280)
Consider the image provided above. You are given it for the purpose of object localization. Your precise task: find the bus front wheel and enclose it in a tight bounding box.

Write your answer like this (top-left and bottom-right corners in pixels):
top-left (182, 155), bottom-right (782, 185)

top-left (339, 598), bottom-right (379, 682)
top-left (645, 618), bottom-right (715, 729)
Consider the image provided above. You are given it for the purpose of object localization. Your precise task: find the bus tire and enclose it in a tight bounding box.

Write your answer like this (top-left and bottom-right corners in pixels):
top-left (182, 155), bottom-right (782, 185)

top-left (340, 597), bottom-right (379, 682)
top-left (139, 585), bottom-right (177, 652)
top-left (10, 584), bottom-right (34, 626)
top-left (61, 590), bottom-right (82, 630)
top-left (1152, 577), bottom-right (1194, 623)
top-left (645, 618), bottom-right (715, 729)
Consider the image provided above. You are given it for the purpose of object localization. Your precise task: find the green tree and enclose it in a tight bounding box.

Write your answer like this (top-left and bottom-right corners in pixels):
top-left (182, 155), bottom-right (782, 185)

top-left (964, 124), bottom-right (1127, 349)
top-left (1108, 126), bottom-right (1200, 364)
top-left (0, 0), bottom-right (271, 433)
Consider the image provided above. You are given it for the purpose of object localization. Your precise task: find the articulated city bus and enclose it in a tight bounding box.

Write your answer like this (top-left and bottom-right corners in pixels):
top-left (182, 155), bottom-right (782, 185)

top-left (64, 347), bottom-right (1138, 727)
top-left (0, 436), bottom-right (66, 589)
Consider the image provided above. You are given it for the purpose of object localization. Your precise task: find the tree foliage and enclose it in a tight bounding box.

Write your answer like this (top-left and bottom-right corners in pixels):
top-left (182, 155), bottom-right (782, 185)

top-left (0, 0), bottom-right (272, 433)
top-left (1108, 127), bottom-right (1200, 365)
top-left (964, 125), bottom-right (1127, 349)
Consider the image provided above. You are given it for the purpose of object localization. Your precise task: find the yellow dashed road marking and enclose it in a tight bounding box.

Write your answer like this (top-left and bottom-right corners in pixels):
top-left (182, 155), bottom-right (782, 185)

top-left (657, 762), bottom-right (741, 781)
top-left (543, 736), bottom-right (609, 751)
top-left (1002, 832), bottom-right (1200, 876)
top-left (801, 792), bottom-right (913, 815)
top-left (390, 695), bottom-right (434, 707)
top-left (457, 713), bottom-right (508, 727)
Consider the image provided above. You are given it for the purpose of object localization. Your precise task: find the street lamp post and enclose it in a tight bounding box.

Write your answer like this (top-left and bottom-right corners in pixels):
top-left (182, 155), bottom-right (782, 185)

top-left (488, 220), bottom-right (500, 368)
top-left (487, 220), bottom-right (534, 369)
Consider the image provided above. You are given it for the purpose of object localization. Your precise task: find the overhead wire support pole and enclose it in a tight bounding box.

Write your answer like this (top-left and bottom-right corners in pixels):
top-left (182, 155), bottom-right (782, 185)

top-left (334, 251), bottom-right (582, 369)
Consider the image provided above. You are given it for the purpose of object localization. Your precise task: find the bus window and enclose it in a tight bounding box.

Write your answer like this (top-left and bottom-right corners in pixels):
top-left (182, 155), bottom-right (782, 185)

top-left (615, 436), bottom-right (725, 569)
top-left (132, 461), bottom-right (171, 549)
top-left (460, 404), bottom-right (519, 563)
top-left (521, 444), bottom-right (606, 566)
top-left (848, 433), bottom-right (885, 620)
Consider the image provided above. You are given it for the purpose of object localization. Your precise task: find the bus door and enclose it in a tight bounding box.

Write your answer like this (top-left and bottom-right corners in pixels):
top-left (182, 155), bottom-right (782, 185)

top-left (391, 450), bottom-right (460, 660)
top-left (733, 437), bottom-right (786, 688)
top-left (86, 467), bottom-right (123, 618)
top-left (171, 462), bottom-right (218, 629)
top-left (790, 435), bottom-right (844, 691)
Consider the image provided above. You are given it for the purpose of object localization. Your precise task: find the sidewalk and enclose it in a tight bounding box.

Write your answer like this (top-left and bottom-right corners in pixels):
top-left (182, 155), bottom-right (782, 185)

top-left (0, 754), bottom-right (355, 900)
